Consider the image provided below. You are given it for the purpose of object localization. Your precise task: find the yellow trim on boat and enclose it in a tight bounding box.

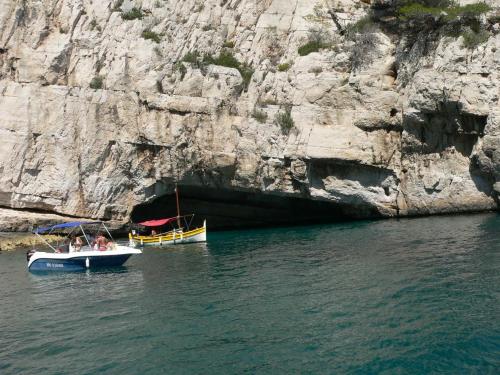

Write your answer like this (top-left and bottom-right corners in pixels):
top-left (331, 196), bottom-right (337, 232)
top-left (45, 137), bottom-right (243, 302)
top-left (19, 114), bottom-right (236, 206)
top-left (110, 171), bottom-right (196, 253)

top-left (129, 226), bottom-right (206, 243)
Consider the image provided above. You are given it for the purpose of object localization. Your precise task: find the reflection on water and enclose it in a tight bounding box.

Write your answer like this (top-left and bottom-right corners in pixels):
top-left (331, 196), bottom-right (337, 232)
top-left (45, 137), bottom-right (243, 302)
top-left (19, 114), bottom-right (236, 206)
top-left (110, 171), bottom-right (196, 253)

top-left (0, 213), bottom-right (499, 374)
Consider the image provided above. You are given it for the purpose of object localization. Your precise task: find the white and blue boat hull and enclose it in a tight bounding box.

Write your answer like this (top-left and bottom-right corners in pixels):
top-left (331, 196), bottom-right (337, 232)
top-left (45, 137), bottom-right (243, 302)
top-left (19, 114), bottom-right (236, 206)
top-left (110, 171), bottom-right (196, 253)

top-left (28, 247), bottom-right (142, 272)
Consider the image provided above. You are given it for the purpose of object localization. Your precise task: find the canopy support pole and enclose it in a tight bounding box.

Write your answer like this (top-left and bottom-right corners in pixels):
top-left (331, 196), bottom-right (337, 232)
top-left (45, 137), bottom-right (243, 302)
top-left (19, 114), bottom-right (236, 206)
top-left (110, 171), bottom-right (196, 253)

top-left (80, 225), bottom-right (92, 249)
top-left (102, 222), bottom-right (114, 241)
top-left (35, 232), bottom-right (57, 252)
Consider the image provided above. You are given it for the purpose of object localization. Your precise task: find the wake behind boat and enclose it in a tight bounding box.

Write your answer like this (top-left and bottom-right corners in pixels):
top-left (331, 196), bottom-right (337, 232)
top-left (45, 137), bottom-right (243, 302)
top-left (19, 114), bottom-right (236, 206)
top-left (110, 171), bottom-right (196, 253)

top-left (27, 222), bottom-right (141, 272)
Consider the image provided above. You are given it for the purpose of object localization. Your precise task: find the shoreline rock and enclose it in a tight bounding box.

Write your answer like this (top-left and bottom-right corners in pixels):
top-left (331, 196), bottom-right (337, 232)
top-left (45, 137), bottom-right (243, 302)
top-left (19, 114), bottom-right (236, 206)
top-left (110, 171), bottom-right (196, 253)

top-left (0, 208), bottom-right (127, 234)
top-left (0, 232), bottom-right (63, 251)
top-left (0, 208), bottom-right (98, 233)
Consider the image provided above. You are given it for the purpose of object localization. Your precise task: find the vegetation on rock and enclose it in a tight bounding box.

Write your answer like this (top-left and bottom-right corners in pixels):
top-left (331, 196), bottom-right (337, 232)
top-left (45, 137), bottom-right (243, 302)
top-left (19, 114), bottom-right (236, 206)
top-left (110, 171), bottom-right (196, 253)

top-left (142, 29), bottom-right (161, 43)
top-left (309, 66), bottom-right (323, 75)
top-left (203, 51), bottom-right (240, 69)
top-left (182, 51), bottom-right (201, 65)
top-left (89, 76), bottom-right (103, 89)
top-left (205, 51), bottom-right (254, 90)
top-left (345, 15), bottom-right (375, 37)
top-left (385, 1), bottom-right (492, 39)
top-left (461, 28), bottom-right (490, 48)
top-left (122, 7), bottom-right (143, 20)
top-left (174, 62), bottom-right (187, 80)
top-left (298, 41), bottom-right (324, 56)
top-left (259, 97), bottom-right (278, 106)
top-left (251, 108), bottom-right (268, 123)
top-left (397, 1), bottom-right (491, 21)
top-left (327, 0), bottom-right (495, 70)
top-left (112, 0), bottom-right (124, 12)
top-left (0, 234), bottom-right (63, 251)
top-left (277, 63), bottom-right (291, 72)
top-left (298, 25), bottom-right (333, 56)
top-left (156, 80), bottom-right (164, 94)
top-left (275, 105), bottom-right (294, 134)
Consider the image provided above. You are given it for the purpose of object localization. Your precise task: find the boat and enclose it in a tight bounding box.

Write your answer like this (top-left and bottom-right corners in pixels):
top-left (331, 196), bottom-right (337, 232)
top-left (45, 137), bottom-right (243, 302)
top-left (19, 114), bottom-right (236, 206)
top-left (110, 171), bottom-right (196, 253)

top-left (129, 217), bottom-right (207, 247)
top-left (27, 221), bottom-right (142, 272)
top-left (128, 185), bottom-right (207, 247)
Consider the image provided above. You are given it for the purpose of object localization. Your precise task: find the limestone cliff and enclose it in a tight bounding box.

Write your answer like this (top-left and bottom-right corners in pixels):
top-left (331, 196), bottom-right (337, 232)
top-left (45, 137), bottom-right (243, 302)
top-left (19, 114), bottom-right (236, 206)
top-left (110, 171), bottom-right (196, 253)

top-left (0, 0), bottom-right (499, 228)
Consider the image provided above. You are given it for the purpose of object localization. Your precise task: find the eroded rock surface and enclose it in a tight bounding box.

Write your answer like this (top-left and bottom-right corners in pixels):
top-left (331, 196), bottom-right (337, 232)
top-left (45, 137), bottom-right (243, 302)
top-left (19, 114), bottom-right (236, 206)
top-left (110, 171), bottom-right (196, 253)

top-left (0, 0), bottom-right (499, 228)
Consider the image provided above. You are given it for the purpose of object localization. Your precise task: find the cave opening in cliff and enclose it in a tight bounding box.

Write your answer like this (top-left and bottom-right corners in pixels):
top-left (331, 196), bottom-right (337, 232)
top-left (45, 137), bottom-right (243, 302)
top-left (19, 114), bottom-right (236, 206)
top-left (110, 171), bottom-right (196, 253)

top-left (130, 185), bottom-right (353, 230)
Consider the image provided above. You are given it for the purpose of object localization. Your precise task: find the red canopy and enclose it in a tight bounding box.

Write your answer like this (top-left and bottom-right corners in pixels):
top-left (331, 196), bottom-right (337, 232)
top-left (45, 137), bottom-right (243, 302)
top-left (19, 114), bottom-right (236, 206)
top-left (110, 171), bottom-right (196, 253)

top-left (138, 217), bottom-right (176, 227)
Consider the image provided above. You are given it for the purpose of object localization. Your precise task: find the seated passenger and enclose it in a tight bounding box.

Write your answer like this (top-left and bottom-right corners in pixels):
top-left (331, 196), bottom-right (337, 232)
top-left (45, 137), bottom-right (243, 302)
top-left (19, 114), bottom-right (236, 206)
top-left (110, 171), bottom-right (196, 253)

top-left (57, 239), bottom-right (70, 253)
top-left (87, 234), bottom-right (97, 250)
top-left (69, 235), bottom-right (76, 253)
top-left (151, 229), bottom-right (157, 236)
top-left (96, 233), bottom-right (108, 251)
top-left (74, 236), bottom-right (83, 252)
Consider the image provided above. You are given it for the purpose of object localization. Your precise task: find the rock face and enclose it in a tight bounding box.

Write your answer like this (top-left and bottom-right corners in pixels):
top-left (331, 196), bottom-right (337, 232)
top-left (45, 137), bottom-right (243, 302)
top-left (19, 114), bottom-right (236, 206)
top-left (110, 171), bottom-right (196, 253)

top-left (0, 0), bottom-right (499, 228)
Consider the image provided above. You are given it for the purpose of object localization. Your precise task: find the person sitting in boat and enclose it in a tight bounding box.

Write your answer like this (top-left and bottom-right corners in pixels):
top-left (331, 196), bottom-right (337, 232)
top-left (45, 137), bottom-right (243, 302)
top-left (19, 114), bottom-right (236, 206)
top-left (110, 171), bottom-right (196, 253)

top-left (69, 235), bottom-right (76, 253)
top-left (88, 234), bottom-right (97, 249)
top-left (106, 240), bottom-right (116, 251)
top-left (74, 236), bottom-right (83, 252)
top-left (96, 233), bottom-right (108, 251)
top-left (151, 229), bottom-right (157, 236)
top-left (56, 238), bottom-right (70, 253)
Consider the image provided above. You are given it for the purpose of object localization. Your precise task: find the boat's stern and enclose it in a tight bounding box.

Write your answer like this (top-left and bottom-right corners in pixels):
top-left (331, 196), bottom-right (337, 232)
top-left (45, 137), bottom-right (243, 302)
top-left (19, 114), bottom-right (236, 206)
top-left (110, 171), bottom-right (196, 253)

top-left (26, 249), bottom-right (37, 262)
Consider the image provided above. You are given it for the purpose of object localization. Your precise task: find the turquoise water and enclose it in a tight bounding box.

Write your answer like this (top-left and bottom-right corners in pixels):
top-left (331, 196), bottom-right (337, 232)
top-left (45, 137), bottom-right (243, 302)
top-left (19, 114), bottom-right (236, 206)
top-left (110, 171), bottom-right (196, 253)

top-left (1, 214), bottom-right (499, 374)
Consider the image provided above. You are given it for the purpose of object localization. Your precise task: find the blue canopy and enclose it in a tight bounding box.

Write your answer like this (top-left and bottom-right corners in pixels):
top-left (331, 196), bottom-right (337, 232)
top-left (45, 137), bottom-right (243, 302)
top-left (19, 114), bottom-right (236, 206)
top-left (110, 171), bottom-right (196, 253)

top-left (34, 221), bottom-right (102, 234)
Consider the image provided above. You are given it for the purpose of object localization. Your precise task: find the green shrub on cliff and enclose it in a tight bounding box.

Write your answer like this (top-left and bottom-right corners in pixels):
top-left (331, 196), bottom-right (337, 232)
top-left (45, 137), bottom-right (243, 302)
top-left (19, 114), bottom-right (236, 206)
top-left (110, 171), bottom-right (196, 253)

top-left (298, 41), bottom-right (324, 56)
top-left (182, 51), bottom-right (201, 64)
top-left (142, 29), bottom-right (161, 43)
top-left (238, 65), bottom-right (254, 90)
top-left (122, 8), bottom-right (143, 20)
top-left (275, 105), bottom-right (294, 134)
top-left (357, 1), bottom-right (493, 49)
top-left (298, 26), bottom-right (333, 56)
top-left (174, 62), bottom-right (187, 80)
top-left (89, 76), bottom-right (103, 89)
top-left (461, 28), bottom-right (490, 48)
top-left (179, 50), bottom-right (254, 90)
top-left (398, 2), bottom-right (448, 19)
top-left (398, 1), bottom-right (491, 21)
top-left (203, 51), bottom-right (254, 90)
top-left (346, 15), bottom-right (375, 37)
top-left (203, 51), bottom-right (240, 69)
top-left (112, 0), bottom-right (124, 12)
top-left (277, 63), bottom-right (291, 72)
top-left (251, 108), bottom-right (268, 123)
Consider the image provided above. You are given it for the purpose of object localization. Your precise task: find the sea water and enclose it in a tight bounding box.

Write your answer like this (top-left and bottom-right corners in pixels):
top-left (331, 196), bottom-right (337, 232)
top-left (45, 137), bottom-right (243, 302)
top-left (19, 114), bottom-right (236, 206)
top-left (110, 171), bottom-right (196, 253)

top-left (0, 214), bottom-right (499, 374)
